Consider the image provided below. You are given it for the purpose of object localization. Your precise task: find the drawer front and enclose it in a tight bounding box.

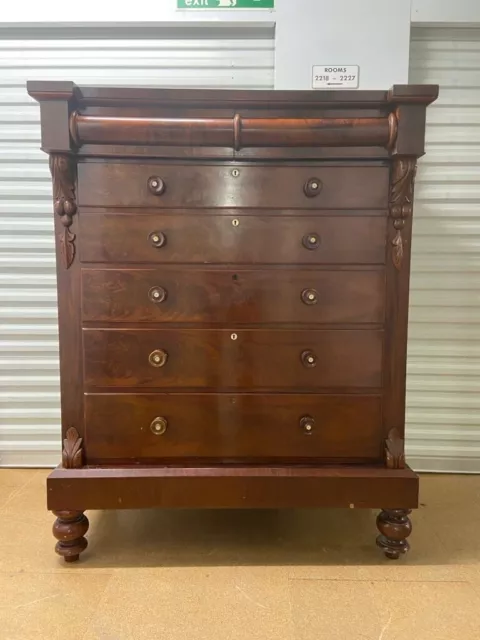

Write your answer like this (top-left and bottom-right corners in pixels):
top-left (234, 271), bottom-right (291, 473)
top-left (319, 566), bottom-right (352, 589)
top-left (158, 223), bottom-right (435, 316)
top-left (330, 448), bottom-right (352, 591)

top-left (79, 214), bottom-right (387, 265)
top-left (78, 163), bottom-right (388, 209)
top-left (83, 328), bottom-right (383, 389)
top-left (82, 268), bottom-right (385, 325)
top-left (85, 394), bottom-right (383, 462)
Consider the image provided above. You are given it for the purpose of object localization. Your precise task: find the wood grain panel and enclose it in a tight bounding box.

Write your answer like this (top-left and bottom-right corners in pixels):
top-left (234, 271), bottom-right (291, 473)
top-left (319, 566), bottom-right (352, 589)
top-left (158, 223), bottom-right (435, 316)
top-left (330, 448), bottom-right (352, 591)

top-left (46, 465), bottom-right (420, 511)
top-left (78, 163), bottom-right (389, 209)
top-left (81, 268), bottom-right (385, 325)
top-left (83, 328), bottom-right (383, 390)
top-left (79, 214), bottom-right (387, 265)
top-left (84, 393), bottom-right (383, 463)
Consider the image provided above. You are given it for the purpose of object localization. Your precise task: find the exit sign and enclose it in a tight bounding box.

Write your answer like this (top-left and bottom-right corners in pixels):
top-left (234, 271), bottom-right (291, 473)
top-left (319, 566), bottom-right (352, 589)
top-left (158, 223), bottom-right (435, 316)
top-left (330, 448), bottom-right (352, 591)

top-left (178, 0), bottom-right (274, 8)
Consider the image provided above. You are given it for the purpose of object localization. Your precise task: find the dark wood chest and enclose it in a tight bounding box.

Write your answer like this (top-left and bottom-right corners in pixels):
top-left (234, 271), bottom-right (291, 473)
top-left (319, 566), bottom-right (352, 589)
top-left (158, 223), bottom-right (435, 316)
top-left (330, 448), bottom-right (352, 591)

top-left (28, 82), bottom-right (437, 562)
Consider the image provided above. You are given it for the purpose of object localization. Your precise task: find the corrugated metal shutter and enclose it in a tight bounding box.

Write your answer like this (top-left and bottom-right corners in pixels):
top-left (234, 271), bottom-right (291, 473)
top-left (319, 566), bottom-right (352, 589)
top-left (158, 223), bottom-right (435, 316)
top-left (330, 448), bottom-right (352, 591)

top-left (408, 27), bottom-right (480, 472)
top-left (0, 25), bottom-right (275, 467)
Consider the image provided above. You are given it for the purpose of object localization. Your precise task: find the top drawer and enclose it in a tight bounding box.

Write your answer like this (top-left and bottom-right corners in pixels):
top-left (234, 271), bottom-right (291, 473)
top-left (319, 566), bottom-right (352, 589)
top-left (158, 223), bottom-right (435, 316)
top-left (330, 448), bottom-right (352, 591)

top-left (77, 163), bottom-right (388, 210)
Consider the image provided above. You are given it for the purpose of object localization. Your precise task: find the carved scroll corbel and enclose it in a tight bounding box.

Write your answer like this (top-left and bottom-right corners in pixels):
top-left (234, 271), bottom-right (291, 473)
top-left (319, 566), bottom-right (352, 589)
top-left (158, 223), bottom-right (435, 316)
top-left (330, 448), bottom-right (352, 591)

top-left (384, 428), bottom-right (405, 469)
top-left (49, 154), bottom-right (77, 269)
top-left (62, 427), bottom-right (83, 469)
top-left (389, 158), bottom-right (416, 270)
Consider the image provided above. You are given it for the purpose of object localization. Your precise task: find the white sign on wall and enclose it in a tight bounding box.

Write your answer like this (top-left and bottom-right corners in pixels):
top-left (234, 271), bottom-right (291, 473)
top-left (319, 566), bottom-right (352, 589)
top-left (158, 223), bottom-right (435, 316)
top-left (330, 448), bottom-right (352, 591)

top-left (312, 65), bottom-right (359, 89)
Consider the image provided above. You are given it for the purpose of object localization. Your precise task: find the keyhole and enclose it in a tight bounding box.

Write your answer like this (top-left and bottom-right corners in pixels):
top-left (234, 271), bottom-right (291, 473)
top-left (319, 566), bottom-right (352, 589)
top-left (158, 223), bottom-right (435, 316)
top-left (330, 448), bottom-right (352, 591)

top-left (232, 274), bottom-right (239, 282)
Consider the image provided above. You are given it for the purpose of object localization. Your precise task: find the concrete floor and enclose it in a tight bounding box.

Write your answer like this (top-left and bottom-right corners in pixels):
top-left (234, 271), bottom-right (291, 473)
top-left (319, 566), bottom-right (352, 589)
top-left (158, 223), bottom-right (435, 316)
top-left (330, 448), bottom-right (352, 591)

top-left (0, 470), bottom-right (479, 639)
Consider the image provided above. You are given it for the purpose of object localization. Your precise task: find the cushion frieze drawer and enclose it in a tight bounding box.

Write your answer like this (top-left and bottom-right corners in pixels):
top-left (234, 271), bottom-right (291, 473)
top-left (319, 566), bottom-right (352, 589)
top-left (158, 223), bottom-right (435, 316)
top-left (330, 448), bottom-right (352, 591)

top-left (85, 393), bottom-right (383, 463)
top-left (81, 268), bottom-right (385, 325)
top-left (83, 328), bottom-right (383, 390)
top-left (79, 214), bottom-right (387, 265)
top-left (77, 163), bottom-right (389, 209)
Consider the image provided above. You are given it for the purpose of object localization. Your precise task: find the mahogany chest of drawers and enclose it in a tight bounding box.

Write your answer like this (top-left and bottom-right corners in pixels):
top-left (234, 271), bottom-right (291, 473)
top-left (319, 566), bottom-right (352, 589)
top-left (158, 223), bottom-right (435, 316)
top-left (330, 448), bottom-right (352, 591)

top-left (28, 81), bottom-right (437, 562)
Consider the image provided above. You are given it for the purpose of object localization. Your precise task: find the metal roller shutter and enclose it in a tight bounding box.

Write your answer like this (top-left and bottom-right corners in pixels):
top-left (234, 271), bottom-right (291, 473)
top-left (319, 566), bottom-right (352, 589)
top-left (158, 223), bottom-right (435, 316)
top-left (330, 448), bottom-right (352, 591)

top-left (0, 25), bottom-right (275, 467)
top-left (408, 27), bottom-right (480, 472)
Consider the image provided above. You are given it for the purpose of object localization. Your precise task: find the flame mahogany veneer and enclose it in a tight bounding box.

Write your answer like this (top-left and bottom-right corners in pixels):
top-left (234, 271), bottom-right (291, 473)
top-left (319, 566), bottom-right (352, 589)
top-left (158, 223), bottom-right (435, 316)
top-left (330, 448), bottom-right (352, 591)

top-left (28, 81), bottom-right (437, 563)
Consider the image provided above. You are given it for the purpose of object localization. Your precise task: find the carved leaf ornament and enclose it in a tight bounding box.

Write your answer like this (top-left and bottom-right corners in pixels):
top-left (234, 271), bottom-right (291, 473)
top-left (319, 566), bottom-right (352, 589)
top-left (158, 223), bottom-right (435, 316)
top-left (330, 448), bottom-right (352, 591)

top-left (390, 158), bottom-right (416, 270)
top-left (49, 154), bottom-right (77, 268)
top-left (62, 427), bottom-right (83, 469)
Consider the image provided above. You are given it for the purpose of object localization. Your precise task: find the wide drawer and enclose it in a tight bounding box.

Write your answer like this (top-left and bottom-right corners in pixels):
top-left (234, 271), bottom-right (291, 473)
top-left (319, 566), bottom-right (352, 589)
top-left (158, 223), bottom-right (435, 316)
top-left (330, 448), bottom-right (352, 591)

top-left (79, 214), bottom-right (387, 265)
top-left (83, 328), bottom-right (383, 390)
top-left (77, 163), bottom-right (389, 209)
top-left (82, 267), bottom-right (385, 325)
top-left (85, 393), bottom-right (383, 462)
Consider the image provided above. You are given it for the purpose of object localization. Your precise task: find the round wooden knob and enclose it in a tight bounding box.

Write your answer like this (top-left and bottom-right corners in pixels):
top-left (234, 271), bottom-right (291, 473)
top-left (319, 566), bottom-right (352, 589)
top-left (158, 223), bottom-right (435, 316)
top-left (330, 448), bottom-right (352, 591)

top-left (304, 178), bottom-right (323, 197)
top-left (301, 350), bottom-right (317, 368)
top-left (147, 176), bottom-right (166, 195)
top-left (149, 349), bottom-right (168, 368)
top-left (301, 288), bottom-right (318, 305)
top-left (148, 286), bottom-right (167, 304)
top-left (149, 231), bottom-right (167, 249)
top-left (302, 233), bottom-right (321, 250)
top-left (300, 415), bottom-right (315, 434)
top-left (150, 416), bottom-right (168, 435)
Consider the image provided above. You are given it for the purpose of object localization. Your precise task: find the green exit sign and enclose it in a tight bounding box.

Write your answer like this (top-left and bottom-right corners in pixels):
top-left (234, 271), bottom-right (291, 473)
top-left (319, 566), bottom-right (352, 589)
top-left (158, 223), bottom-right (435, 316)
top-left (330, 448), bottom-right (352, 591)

top-left (178, 0), bottom-right (274, 8)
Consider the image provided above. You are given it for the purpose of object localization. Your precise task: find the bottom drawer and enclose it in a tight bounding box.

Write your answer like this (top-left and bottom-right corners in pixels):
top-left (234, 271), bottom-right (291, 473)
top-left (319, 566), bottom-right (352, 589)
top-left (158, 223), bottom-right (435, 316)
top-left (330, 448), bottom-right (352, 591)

top-left (85, 394), bottom-right (382, 463)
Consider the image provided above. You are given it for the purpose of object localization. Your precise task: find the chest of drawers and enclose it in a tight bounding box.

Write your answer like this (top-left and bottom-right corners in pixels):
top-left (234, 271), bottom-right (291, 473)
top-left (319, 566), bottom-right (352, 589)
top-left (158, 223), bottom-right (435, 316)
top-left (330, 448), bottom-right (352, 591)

top-left (28, 81), bottom-right (437, 563)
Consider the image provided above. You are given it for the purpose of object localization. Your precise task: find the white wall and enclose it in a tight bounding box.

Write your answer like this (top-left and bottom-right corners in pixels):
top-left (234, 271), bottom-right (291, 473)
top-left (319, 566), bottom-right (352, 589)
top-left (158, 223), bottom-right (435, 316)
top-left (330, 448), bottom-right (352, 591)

top-left (1, 0), bottom-right (412, 90)
top-left (2, 0), bottom-right (479, 94)
top-left (3, 0), bottom-right (480, 25)
top-left (0, 0), bottom-right (274, 23)
top-left (412, 0), bottom-right (480, 23)
top-left (274, 0), bottom-right (411, 89)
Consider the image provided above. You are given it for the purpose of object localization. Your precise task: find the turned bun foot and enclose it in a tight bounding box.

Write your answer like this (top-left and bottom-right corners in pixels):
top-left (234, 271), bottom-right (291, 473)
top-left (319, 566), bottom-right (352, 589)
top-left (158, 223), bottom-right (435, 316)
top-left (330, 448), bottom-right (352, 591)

top-left (52, 510), bottom-right (89, 563)
top-left (376, 508), bottom-right (412, 559)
